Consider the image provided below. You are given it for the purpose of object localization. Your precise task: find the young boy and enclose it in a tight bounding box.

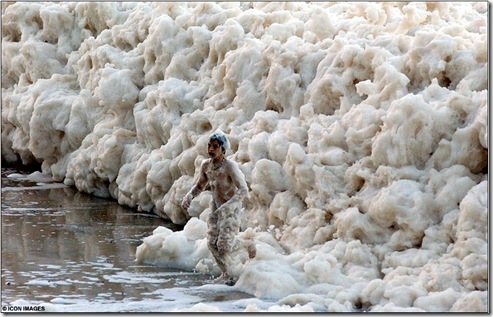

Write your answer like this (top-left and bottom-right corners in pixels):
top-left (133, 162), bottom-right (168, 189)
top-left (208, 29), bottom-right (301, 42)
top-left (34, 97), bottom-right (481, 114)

top-left (181, 130), bottom-right (256, 285)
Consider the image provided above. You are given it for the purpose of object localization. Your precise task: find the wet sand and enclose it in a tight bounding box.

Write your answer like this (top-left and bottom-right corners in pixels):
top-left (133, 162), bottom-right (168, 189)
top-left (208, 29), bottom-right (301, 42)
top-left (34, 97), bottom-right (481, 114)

top-left (1, 167), bottom-right (253, 312)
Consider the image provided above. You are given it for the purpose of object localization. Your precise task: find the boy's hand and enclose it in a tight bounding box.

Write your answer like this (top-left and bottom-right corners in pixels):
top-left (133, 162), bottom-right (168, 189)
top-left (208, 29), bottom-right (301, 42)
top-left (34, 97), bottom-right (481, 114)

top-left (181, 194), bottom-right (192, 210)
top-left (216, 204), bottom-right (233, 217)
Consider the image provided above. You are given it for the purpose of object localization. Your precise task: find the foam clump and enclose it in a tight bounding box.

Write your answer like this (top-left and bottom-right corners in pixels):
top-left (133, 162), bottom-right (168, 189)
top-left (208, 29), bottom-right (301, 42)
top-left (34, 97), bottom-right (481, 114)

top-left (1, 2), bottom-right (487, 312)
top-left (135, 217), bottom-right (214, 273)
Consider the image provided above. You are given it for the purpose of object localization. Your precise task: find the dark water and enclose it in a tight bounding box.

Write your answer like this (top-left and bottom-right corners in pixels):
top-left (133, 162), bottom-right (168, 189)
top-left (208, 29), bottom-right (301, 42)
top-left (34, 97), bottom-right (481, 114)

top-left (1, 168), bottom-right (252, 312)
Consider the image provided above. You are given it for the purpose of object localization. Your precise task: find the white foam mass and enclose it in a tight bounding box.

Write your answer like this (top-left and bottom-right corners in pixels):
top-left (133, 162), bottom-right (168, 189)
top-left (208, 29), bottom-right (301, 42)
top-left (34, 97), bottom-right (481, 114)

top-left (1, 2), bottom-right (488, 312)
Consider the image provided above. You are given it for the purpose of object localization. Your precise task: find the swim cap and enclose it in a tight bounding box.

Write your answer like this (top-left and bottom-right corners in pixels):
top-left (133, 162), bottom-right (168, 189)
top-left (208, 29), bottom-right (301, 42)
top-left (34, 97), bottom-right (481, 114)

top-left (209, 130), bottom-right (230, 153)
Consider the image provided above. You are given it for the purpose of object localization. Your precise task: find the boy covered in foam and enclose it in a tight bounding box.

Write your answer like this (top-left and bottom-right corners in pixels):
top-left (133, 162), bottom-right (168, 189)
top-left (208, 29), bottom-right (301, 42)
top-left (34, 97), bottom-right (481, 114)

top-left (182, 130), bottom-right (256, 285)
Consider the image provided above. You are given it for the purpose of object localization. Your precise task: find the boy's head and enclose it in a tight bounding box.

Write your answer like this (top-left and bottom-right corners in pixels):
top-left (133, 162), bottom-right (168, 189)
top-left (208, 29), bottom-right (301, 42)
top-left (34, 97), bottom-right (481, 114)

top-left (208, 130), bottom-right (230, 154)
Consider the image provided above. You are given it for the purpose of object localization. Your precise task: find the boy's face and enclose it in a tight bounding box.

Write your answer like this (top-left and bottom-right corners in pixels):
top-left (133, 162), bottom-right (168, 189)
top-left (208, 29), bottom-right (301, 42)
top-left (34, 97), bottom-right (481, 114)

top-left (208, 140), bottom-right (223, 159)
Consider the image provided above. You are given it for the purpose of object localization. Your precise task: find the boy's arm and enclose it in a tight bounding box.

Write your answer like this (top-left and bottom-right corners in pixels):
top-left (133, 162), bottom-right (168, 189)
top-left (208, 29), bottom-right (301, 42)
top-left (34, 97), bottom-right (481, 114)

top-left (182, 160), bottom-right (209, 210)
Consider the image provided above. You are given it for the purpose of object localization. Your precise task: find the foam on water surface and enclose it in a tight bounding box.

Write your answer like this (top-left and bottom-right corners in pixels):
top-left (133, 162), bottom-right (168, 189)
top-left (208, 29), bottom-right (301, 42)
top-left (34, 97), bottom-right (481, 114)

top-left (1, 2), bottom-right (488, 312)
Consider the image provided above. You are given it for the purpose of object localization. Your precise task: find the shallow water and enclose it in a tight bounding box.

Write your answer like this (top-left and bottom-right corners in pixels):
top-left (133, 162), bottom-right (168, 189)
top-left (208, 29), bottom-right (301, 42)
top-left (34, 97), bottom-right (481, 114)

top-left (1, 168), bottom-right (253, 312)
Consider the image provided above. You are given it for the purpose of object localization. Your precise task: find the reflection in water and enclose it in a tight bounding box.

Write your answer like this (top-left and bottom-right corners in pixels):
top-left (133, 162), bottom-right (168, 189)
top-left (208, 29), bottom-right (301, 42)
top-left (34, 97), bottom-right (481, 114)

top-left (1, 168), bottom-right (252, 311)
top-left (1, 174), bottom-right (178, 303)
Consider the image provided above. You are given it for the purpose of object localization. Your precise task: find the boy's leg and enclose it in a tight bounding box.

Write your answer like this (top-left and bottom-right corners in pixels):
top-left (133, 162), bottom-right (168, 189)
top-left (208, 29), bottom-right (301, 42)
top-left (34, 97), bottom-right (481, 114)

top-left (207, 207), bottom-right (229, 278)
top-left (209, 244), bottom-right (228, 279)
top-left (211, 206), bottom-right (255, 285)
top-left (246, 240), bottom-right (257, 259)
top-left (226, 236), bottom-right (256, 259)
top-left (218, 207), bottom-right (256, 259)
top-left (216, 208), bottom-right (240, 255)
top-left (214, 207), bottom-right (241, 286)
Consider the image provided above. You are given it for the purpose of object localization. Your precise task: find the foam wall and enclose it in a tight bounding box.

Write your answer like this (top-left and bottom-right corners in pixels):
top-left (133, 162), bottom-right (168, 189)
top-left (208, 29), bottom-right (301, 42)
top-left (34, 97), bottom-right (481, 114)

top-left (1, 2), bottom-right (488, 312)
